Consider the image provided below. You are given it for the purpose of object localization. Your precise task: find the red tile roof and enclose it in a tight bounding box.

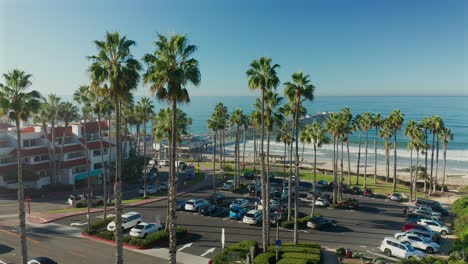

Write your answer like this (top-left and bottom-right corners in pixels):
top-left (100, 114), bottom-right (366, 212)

top-left (21, 147), bottom-right (49, 156)
top-left (62, 158), bottom-right (87, 168)
top-left (81, 121), bottom-right (109, 134)
top-left (85, 141), bottom-right (113, 150)
top-left (58, 144), bottom-right (84, 153)
top-left (50, 126), bottom-right (73, 138)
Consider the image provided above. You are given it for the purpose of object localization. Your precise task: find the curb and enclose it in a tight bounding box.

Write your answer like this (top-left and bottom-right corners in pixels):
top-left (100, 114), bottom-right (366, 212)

top-left (30, 192), bottom-right (189, 224)
top-left (81, 232), bottom-right (144, 250)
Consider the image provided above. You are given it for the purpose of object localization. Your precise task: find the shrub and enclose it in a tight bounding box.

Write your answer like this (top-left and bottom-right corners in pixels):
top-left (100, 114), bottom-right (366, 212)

top-left (276, 258), bottom-right (309, 264)
top-left (336, 247), bottom-right (346, 256)
top-left (213, 240), bottom-right (258, 264)
top-left (281, 252), bottom-right (320, 263)
top-left (95, 230), bottom-right (115, 241)
top-left (84, 217), bottom-right (115, 235)
top-left (222, 164), bottom-right (234, 172)
top-left (231, 184), bottom-right (248, 194)
top-left (253, 252), bottom-right (276, 264)
top-left (454, 214), bottom-right (468, 236)
top-left (281, 220), bottom-right (294, 229)
top-left (128, 237), bottom-right (144, 246)
top-left (176, 226), bottom-right (188, 239)
top-left (122, 235), bottom-right (132, 244)
top-left (451, 197), bottom-right (468, 216)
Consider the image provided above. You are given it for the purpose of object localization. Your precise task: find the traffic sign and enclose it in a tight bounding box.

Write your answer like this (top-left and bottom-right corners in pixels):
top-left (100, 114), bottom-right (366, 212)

top-left (275, 239), bottom-right (281, 246)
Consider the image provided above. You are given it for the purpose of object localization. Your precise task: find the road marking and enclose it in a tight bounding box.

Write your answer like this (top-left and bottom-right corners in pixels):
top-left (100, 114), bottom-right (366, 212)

top-left (360, 245), bottom-right (367, 248)
top-left (70, 222), bottom-right (88, 226)
top-left (0, 228), bottom-right (39, 244)
top-left (178, 243), bottom-right (193, 252)
top-left (365, 250), bottom-right (399, 262)
top-left (222, 217), bottom-right (229, 221)
top-left (70, 250), bottom-right (86, 257)
top-left (201, 247), bottom-right (216, 257)
top-left (97, 214), bottom-right (114, 219)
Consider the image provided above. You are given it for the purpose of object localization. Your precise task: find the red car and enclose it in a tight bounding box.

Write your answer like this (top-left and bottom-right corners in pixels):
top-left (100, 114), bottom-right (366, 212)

top-left (363, 189), bottom-right (373, 197)
top-left (402, 223), bottom-right (430, 232)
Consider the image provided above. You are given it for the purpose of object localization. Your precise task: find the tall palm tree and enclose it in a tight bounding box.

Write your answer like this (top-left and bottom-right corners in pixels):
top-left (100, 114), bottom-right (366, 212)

top-left (279, 101), bottom-right (295, 221)
top-left (214, 103), bottom-right (229, 170)
top-left (300, 124), bottom-right (312, 163)
top-left (404, 120), bottom-right (418, 202)
top-left (276, 122), bottom-right (291, 176)
top-left (208, 107), bottom-right (222, 200)
top-left (388, 109), bottom-right (404, 192)
top-left (379, 119), bottom-right (393, 183)
top-left (264, 90), bottom-right (283, 244)
top-left (338, 112), bottom-right (350, 200)
top-left (326, 113), bottom-right (341, 204)
top-left (360, 112), bottom-right (372, 188)
top-left (230, 108), bottom-right (244, 187)
top-left (0, 69), bottom-right (41, 264)
top-left (74, 85), bottom-right (94, 228)
top-left (420, 116), bottom-right (432, 193)
top-left (143, 33), bottom-right (200, 263)
top-left (43, 94), bottom-right (61, 184)
top-left (309, 121), bottom-right (329, 217)
top-left (88, 32), bottom-right (141, 264)
top-left (241, 113), bottom-right (250, 173)
top-left (353, 114), bottom-right (363, 184)
top-left (250, 110), bottom-right (261, 172)
top-left (412, 124), bottom-right (425, 201)
top-left (340, 107), bottom-right (353, 185)
top-left (57, 102), bottom-right (80, 189)
top-left (430, 116), bottom-right (444, 194)
top-left (246, 57), bottom-right (280, 252)
top-left (439, 128), bottom-right (453, 193)
top-left (371, 113), bottom-right (382, 183)
top-left (284, 71), bottom-right (315, 244)
top-left (33, 104), bottom-right (54, 183)
top-left (137, 97), bottom-right (155, 198)
top-left (134, 103), bottom-right (143, 155)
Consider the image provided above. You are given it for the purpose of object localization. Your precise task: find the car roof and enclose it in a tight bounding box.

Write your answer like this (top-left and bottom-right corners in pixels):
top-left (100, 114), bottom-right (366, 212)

top-left (30, 257), bottom-right (56, 264)
top-left (123, 212), bottom-right (140, 217)
top-left (384, 237), bottom-right (401, 243)
top-left (247, 209), bottom-right (260, 214)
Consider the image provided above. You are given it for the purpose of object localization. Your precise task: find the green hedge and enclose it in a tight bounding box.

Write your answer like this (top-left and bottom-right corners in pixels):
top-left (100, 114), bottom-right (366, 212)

top-left (280, 216), bottom-right (313, 229)
top-left (84, 217), bottom-right (115, 235)
top-left (232, 184), bottom-right (248, 194)
top-left (452, 197), bottom-right (468, 216)
top-left (213, 240), bottom-right (258, 264)
top-left (95, 230), bottom-right (115, 240)
top-left (276, 258), bottom-right (309, 264)
top-left (253, 252), bottom-right (276, 264)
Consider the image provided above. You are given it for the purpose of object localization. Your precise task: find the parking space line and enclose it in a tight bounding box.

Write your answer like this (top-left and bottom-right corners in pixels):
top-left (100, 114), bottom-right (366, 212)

top-left (365, 250), bottom-right (399, 262)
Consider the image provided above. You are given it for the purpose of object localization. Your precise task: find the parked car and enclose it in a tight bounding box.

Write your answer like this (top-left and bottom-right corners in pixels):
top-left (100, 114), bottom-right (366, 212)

top-left (129, 222), bottom-right (162, 238)
top-left (394, 229), bottom-right (441, 244)
top-left (337, 198), bottom-right (359, 209)
top-left (316, 180), bottom-right (328, 189)
top-left (230, 198), bottom-right (249, 209)
top-left (271, 191), bottom-right (287, 201)
top-left (210, 192), bottom-right (226, 204)
top-left (402, 223), bottom-right (432, 233)
top-left (341, 184), bottom-right (351, 193)
top-left (243, 209), bottom-right (263, 225)
top-left (299, 181), bottom-right (313, 191)
top-left (176, 199), bottom-right (186, 210)
top-left (229, 205), bottom-right (247, 219)
top-left (307, 189), bottom-right (322, 200)
top-left (258, 199), bottom-right (280, 211)
top-left (351, 186), bottom-right (362, 195)
top-left (185, 199), bottom-right (209, 211)
top-left (407, 213), bottom-right (440, 224)
top-left (363, 189), bottom-right (374, 197)
top-left (307, 216), bottom-right (334, 230)
top-left (68, 194), bottom-right (104, 208)
top-left (107, 212), bottom-right (142, 231)
top-left (388, 193), bottom-right (402, 201)
top-left (412, 209), bottom-right (441, 222)
top-left (415, 198), bottom-right (449, 216)
top-left (138, 185), bottom-right (159, 195)
top-left (417, 219), bottom-right (450, 236)
top-left (414, 206), bottom-right (442, 217)
top-left (158, 159), bottom-right (169, 166)
top-left (379, 237), bottom-right (425, 259)
top-left (198, 203), bottom-right (218, 216)
top-left (398, 233), bottom-right (440, 254)
top-left (223, 180), bottom-right (234, 190)
top-left (243, 171), bottom-right (255, 180)
top-left (27, 257), bottom-right (57, 264)
top-left (315, 197), bottom-right (330, 207)
top-left (158, 181), bottom-right (168, 191)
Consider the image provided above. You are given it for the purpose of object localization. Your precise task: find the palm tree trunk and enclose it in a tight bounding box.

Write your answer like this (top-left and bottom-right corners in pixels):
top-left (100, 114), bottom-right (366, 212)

top-left (364, 130), bottom-right (369, 188)
top-left (409, 148), bottom-right (413, 203)
top-left (429, 132), bottom-right (435, 196)
top-left (136, 124), bottom-right (140, 155)
top-left (374, 128), bottom-right (378, 183)
top-left (287, 120), bottom-right (294, 221)
top-left (97, 113), bottom-right (108, 220)
top-left (392, 132), bottom-right (398, 192)
top-left (143, 118), bottom-right (148, 198)
top-left (213, 130), bottom-right (217, 201)
top-left (433, 138), bottom-right (440, 193)
top-left (301, 142), bottom-right (305, 163)
top-left (114, 99), bottom-right (123, 264)
top-left (347, 141), bottom-right (351, 185)
top-left (16, 118), bottom-right (28, 264)
top-left (260, 88), bottom-right (267, 252)
top-left (385, 142), bottom-right (390, 183)
top-left (235, 127), bottom-right (240, 187)
top-left (242, 127), bottom-right (247, 172)
top-left (84, 115), bottom-right (91, 229)
top-left (415, 149), bottom-right (420, 201)
top-left (168, 100), bottom-right (178, 264)
top-left (339, 137), bottom-right (344, 201)
top-left (266, 128), bottom-right (271, 246)
top-left (283, 143), bottom-right (287, 174)
top-left (356, 131), bottom-right (362, 184)
top-left (423, 130), bottom-right (428, 193)
top-left (332, 136), bottom-right (337, 205)
top-left (440, 144), bottom-right (447, 193)
top-left (108, 116), bottom-right (113, 204)
top-left (293, 96), bottom-right (300, 245)
top-left (51, 121), bottom-right (57, 184)
top-left (59, 121), bottom-right (68, 189)
top-left (311, 144), bottom-right (317, 217)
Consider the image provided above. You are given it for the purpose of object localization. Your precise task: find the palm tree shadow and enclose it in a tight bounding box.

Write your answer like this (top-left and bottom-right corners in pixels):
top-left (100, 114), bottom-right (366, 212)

top-left (0, 244), bottom-right (14, 254)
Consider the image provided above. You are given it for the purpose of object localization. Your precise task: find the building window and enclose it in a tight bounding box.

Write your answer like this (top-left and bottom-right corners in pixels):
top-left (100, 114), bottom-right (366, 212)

top-left (39, 170), bottom-right (47, 177)
top-left (67, 151), bottom-right (85, 159)
top-left (33, 155), bottom-right (48, 162)
top-left (72, 166), bottom-right (87, 174)
top-left (22, 138), bottom-right (43, 148)
top-left (93, 148), bottom-right (108, 156)
top-left (94, 163), bottom-right (102, 169)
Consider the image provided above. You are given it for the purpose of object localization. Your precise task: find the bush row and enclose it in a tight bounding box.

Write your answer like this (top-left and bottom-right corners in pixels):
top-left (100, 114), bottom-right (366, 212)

top-left (213, 240), bottom-right (258, 264)
top-left (261, 241), bottom-right (321, 264)
top-left (83, 217), bottom-right (115, 235)
top-left (231, 184), bottom-right (248, 194)
top-left (451, 197), bottom-right (468, 261)
top-left (280, 216), bottom-right (313, 229)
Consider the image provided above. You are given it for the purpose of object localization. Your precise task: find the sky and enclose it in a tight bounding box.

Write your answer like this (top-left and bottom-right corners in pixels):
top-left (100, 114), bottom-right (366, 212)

top-left (0, 0), bottom-right (467, 97)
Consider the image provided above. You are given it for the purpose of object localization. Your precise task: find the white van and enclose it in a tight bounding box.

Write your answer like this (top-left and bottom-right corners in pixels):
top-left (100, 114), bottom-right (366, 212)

top-left (379, 237), bottom-right (425, 259)
top-left (107, 212), bottom-right (142, 231)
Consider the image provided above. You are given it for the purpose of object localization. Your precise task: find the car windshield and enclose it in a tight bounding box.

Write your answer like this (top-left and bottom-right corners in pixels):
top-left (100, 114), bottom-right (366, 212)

top-left (186, 201), bottom-right (195, 206)
top-left (245, 213), bottom-right (255, 218)
top-left (406, 244), bottom-right (415, 251)
top-left (134, 224), bottom-right (145, 230)
top-left (231, 208), bottom-right (240, 213)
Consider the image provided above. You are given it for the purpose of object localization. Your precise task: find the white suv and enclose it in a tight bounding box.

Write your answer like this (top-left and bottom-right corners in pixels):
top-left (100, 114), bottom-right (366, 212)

top-left (379, 237), bottom-right (425, 259)
top-left (243, 209), bottom-right (262, 225)
top-left (417, 219), bottom-right (450, 236)
top-left (398, 234), bottom-right (440, 254)
top-left (185, 199), bottom-right (208, 211)
top-left (107, 212), bottom-right (142, 231)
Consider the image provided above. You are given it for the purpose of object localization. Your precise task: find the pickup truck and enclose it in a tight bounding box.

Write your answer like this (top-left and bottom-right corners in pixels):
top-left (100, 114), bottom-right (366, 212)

top-left (68, 194), bottom-right (105, 208)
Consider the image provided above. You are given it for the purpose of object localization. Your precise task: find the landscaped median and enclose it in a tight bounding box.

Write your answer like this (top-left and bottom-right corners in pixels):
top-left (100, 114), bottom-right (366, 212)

top-left (211, 240), bottom-right (321, 264)
top-left (82, 217), bottom-right (188, 250)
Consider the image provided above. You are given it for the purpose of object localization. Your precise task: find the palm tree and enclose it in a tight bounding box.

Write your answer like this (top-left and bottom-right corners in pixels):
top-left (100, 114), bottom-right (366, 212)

top-left (279, 101), bottom-right (295, 221)
top-left (88, 32), bottom-right (141, 264)
top-left (143, 33), bottom-right (200, 263)
top-left (371, 113), bottom-right (382, 183)
top-left (338, 112), bottom-right (350, 199)
top-left (44, 94), bottom-right (61, 184)
top-left (300, 124), bottom-right (312, 163)
top-left (284, 71), bottom-right (315, 244)
top-left (309, 121), bottom-right (329, 217)
top-left (388, 109), bottom-right (404, 192)
top-left (134, 103), bottom-right (143, 155)
top-left (214, 103), bottom-right (229, 170)
top-left (420, 116), bottom-right (432, 193)
top-left (404, 120), bottom-right (418, 202)
top-left (230, 108), bottom-right (244, 187)
top-left (74, 85), bottom-right (94, 228)
top-left (431, 116), bottom-right (444, 194)
top-left (246, 57), bottom-right (280, 252)
top-left (326, 113), bottom-right (340, 204)
top-left (379, 119), bottom-right (393, 183)
top-left (412, 124), bottom-right (425, 201)
top-left (276, 123), bottom-right (291, 176)
top-left (241, 113), bottom-right (250, 173)
top-left (360, 112), bottom-right (372, 188)
top-left (439, 128), bottom-right (453, 193)
top-left (0, 69), bottom-right (41, 264)
top-left (208, 107), bottom-right (222, 200)
top-left (250, 109), bottom-right (261, 172)
top-left (352, 114), bottom-right (363, 184)
top-left (137, 97), bottom-right (154, 198)
top-left (33, 104), bottom-right (54, 183)
top-left (340, 107), bottom-right (353, 185)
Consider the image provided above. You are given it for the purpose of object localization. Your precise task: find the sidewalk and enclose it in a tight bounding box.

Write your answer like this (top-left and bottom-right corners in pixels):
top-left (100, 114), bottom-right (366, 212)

top-left (28, 166), bottom-right (214, 224)
top-left (321, 247), bottom-right (340, 264)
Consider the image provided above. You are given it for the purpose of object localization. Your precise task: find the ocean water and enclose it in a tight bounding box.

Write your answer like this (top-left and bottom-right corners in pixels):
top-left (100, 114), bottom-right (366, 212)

top-left (147, 96), bottom-right (468, 172)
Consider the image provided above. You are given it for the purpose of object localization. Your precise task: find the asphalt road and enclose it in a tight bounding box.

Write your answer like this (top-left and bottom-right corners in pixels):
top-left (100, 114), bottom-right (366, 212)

top-left (54, 185), bottom-right (409, 259)
top-left (0, 224), bottom-right (167, 264)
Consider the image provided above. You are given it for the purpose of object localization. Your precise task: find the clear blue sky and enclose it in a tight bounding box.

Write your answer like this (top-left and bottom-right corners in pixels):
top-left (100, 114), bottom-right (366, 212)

top-left (1, 0), bottom-right (466, 97)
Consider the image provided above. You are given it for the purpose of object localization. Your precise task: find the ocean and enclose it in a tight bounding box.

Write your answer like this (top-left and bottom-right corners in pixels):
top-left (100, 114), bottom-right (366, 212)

top-left (144, 96), bottom-right (468, 173)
